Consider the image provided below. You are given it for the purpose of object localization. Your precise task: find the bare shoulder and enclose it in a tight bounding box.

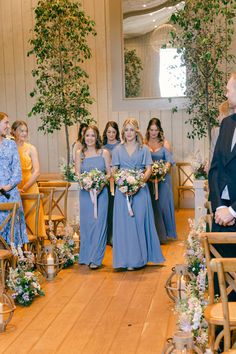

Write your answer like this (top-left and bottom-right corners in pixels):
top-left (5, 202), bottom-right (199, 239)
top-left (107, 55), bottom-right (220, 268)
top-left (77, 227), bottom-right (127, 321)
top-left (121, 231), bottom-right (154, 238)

top-left (103, 149), bottom-right (110, 159)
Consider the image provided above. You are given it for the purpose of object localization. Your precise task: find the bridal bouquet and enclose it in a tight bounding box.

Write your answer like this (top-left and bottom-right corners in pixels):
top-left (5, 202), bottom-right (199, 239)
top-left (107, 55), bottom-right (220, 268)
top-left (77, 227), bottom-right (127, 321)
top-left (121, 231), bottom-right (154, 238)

top-left (78, 169), bottom-right (108, 218)
top-left (150, 160), bottom-right (168, 200)
top-left (114, 169), bottom-right (145, 216)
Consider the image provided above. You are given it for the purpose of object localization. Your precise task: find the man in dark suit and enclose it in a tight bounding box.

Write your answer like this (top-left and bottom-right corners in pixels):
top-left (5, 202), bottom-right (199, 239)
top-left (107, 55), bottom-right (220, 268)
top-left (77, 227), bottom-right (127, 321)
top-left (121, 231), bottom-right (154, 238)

top-left (209, 72), bottom-right (236, 233)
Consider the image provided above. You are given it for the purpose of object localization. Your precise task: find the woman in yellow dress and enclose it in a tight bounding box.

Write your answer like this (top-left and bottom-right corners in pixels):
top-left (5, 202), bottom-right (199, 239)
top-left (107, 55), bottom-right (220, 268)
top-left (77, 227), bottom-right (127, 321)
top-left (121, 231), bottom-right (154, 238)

top-left (11, 120), bottom-right (46, 237)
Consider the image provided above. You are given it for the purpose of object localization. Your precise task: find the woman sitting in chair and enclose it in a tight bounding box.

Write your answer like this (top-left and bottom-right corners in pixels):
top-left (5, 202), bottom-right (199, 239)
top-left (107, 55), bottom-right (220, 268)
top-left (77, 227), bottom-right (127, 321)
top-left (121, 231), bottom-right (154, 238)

top-left (11, 120), bottom-right (46, 238)
top-left (0, 112), bottom-right (28, 246)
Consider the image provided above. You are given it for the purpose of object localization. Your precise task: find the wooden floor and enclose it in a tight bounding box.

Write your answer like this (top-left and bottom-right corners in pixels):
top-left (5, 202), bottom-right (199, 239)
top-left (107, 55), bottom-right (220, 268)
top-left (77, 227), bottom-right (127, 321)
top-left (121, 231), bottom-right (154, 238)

top-left (1, 209), bottom-right (194, 354)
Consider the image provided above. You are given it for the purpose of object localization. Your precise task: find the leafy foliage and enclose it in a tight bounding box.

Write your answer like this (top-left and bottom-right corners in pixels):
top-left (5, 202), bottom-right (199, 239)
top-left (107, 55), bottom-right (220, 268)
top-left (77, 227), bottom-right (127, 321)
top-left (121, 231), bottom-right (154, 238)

top-left (124, 48), bottom-right (143, 97)
top-left (28, 0), bottom-right (96, 167)
top-left (169, 0), bottom-right (236, 143)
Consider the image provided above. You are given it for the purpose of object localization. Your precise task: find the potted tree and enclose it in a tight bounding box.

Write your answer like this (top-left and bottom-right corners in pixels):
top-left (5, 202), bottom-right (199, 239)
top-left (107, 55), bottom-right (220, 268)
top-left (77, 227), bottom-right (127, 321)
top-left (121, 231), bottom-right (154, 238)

top-left (28, 0), bottom-right (96, 179)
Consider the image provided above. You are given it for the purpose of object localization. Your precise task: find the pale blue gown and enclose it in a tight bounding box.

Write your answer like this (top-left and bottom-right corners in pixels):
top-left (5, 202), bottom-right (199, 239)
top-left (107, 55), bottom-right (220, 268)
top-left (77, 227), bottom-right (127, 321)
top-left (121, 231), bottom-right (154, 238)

top-left (0, 139), bottom-right (28, 246)
top-left (103, 142), bottom-right (120, 245)
top-left (151, 147), bottom-right (177, 239)
top-left (79, 151), bottom-right (108, 266)
top-left (112, 144), bottom-right (165, 269)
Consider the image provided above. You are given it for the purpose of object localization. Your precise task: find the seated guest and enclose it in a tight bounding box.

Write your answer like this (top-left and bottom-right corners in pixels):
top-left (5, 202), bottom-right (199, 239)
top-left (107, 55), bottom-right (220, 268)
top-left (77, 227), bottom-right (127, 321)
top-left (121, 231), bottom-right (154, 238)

top-left (0, 113), bottom-right (28, 246)
top-left (11, 120), bottom-right (46, 237)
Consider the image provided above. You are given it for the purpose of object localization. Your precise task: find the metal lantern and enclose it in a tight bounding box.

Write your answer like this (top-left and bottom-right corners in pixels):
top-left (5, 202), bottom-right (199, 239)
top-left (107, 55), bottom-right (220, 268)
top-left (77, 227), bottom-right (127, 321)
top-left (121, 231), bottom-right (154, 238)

top-left (0, 291), bottom-right (16, 332)
top-left (165, 264), bottom-right (192, 302)
top-left (163, 332), bottom-right (203, 354)
top-left (36, 245), bottom-right (64, 280)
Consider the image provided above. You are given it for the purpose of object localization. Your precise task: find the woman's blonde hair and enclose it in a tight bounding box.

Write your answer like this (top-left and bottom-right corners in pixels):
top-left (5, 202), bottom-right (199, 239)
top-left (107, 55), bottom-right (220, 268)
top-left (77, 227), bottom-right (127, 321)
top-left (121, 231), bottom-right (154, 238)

top-left (0, 112), bottom-right (8, 121)
top-left (121, 118), bottom-right (143, 146)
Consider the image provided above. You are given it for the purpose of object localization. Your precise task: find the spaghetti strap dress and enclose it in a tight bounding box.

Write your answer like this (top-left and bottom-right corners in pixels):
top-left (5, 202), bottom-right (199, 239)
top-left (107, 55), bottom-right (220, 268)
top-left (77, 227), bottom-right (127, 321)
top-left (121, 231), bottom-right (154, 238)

top-left (79, 151), bottom-right (108, 266)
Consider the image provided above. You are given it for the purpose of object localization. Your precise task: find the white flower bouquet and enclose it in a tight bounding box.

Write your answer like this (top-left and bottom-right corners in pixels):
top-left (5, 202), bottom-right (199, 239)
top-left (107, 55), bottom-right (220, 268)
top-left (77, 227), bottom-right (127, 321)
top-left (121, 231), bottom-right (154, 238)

top-left (114, 169), bottom-right (145, 216)
top-left (78, 168), bottom-right (108, 218)
top-left (59, 159), bottom-right (78, 182)
top-left (191, 151), bottom-right (208, 180)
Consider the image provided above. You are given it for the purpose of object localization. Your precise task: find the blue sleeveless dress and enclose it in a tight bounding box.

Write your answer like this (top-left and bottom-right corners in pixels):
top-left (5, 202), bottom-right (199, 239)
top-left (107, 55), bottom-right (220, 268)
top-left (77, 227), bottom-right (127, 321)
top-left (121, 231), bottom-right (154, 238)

top-left (79, 151), bottom-right (108, 266)
top-left (151, 147), bottom-right (177, 239)
top-left (0, 139), bottom-right (28, 246)
top-left (112, 144), bottom-right (165, 269)
top-left (103, 142), bottom-right (120, 246)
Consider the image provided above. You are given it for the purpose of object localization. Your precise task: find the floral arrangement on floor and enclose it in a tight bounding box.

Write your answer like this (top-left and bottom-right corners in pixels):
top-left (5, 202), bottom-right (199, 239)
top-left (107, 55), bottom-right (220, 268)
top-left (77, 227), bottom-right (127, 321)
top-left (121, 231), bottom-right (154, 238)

top-left (176, 219), bottom-right (208, 349)
top-left (191, 151), bottom-right (208, 180)
top-left (59, 158), bottom-right (78, 182)
top-left (7, 245), bottom-right (44, 306)
top-left (114, 168), bottom-right (145, 216)
top-left (49, 221), bottom-right (78, 268)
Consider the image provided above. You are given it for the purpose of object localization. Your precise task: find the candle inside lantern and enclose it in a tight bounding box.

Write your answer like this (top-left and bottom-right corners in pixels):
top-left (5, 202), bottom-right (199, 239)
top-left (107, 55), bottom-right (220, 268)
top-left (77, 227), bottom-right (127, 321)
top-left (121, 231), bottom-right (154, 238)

top-left (47, 254), bottom-right (55, 276)
top-left (73, 232), bottom-right (79, 240)
top-left (0, 302), bottom-right (3, 325)
top-left (179, 276), bottom-right (187, 299)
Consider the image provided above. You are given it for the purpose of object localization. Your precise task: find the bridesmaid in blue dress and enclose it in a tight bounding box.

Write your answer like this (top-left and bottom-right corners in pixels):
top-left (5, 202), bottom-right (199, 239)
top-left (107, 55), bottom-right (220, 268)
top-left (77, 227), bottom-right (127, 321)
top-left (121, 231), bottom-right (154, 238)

top-left (112, 118), bottom-right (165, 270)
top-left (75, 125), bottom-right (111, 269)
top-left (0, 112), bottom-right (28, 246)
top-left (102, 121), bottom-right (120, 246)
top-left (146, 118), bottom-right (177, 240)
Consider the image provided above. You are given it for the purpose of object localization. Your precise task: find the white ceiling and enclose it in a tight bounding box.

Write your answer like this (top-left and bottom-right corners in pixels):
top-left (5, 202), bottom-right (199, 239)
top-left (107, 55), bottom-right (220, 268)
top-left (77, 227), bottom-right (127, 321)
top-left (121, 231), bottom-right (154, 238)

top-left (123, 0), bottom-right (185, 38)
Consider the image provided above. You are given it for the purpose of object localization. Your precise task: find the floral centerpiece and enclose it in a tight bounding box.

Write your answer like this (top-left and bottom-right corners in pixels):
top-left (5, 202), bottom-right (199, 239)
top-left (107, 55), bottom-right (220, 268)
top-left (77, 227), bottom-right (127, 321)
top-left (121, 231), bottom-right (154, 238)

top-left (113, 169), bottom-right (145, 216)
top-left (176, 219), bottom-right (208, 349)
top-left (7, 245), bottom-right (44, 306)
top-left (150, 160), bottom-right (169, 200)
top-left (49, 221), bottom-right (78, 268)
top-left (59, 159), bottom-right (78, 182)
top-left (78, 168), bottom-right (108, 218)
top-left (191, 151), bottom-right (208, 180)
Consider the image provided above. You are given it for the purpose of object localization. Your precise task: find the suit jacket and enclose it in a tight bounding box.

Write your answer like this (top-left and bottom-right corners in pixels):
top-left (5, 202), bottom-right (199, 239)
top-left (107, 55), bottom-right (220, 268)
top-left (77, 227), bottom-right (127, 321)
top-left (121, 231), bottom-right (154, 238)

top-left (209, 113), bottom-right (236, 212)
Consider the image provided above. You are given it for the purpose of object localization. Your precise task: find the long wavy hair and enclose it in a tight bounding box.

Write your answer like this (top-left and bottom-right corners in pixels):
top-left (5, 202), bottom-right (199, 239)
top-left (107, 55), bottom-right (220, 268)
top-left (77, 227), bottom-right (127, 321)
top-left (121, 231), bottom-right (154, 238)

top-left (121, 118), bottom-right (143, 146)
top-left (145, 117), bottom-right (164, 144)
top-left (81, 125), bottom-right (102, 157)
top-left (77, 123), bottom-right (88, 142)
top-left (102, 121), bottom-right (120, 145)
top-left (11, 120), bottom-right (28, 139)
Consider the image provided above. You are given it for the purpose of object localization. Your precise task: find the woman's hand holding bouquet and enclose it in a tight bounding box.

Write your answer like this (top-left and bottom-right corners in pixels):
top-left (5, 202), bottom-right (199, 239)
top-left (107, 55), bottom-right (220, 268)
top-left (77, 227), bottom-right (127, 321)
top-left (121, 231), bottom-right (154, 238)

top-left (114, 169), bottom-right (145, 216)
top-left (150, 160), bottom-right (169, 200)
top-left (78, 168), bottom-right (108, 218)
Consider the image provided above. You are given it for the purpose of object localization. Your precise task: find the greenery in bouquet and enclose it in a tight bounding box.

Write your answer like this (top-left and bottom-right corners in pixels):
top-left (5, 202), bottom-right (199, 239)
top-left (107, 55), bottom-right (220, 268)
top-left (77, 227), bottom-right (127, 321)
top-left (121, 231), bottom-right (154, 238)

top-left (113, 169), bottom-right (145, 195)
top-left (78, 168), bottom-right (108, 191)
top-left (175, 219), bottom-right (208, 349)
top-left (59, 159), bottom-right (78, 182)
top-left (7, 245), bottom-right (44, 306)
top-left (150, 160), bottom-right (168, 181)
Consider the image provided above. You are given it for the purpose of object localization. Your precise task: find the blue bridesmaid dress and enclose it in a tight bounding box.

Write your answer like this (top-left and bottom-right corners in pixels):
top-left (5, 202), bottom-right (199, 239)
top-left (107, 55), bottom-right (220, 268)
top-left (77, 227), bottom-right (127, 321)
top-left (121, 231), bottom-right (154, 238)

top-left (79, 151), bottom-right (108, 266)
top-left (112, 144), bottom-right (165, 269)
top-left (103, 142), bottom-right (120, 246)
top-left (0, 139), bottom-right (28, 246)
top-left (151, 147), bottom-right (177, 239)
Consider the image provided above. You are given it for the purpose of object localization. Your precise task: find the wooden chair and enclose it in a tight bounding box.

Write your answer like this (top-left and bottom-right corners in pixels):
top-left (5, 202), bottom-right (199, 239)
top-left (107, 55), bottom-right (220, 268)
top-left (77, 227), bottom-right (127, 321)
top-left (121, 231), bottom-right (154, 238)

top-left (38, 187), bottom-right (54, 236)
top-left (21, 193), bottom-right (44, 254)
top-left (200, 232), bottom-right (236, 351)
top-left (38, 182), bottom-right (71, 235)
top-left (205, 258), bottom-right (236, 352)
top-left (0, 202), bottom-right (19, 288)
top-left (176, 162), bottom-right (195, 210)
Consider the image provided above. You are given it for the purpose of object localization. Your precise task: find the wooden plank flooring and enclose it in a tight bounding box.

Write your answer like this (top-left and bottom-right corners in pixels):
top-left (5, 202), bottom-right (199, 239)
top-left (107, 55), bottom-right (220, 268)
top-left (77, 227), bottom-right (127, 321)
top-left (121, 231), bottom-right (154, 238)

top-left (1, 209), bottom-right (194, 354)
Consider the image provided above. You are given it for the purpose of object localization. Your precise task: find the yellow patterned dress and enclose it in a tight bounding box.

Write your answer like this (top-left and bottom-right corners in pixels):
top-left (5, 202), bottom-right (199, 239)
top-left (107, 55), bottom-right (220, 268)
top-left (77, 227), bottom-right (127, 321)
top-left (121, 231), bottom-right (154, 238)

top-left (18, 142), bottom-right (46, 237)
